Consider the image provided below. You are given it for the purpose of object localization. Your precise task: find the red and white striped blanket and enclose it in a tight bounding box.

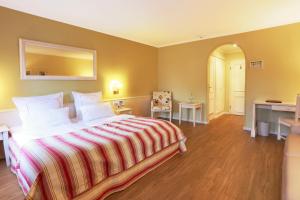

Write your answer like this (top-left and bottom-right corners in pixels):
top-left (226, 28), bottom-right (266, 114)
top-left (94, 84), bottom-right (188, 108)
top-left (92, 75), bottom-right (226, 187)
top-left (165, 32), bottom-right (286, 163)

top-left (10, 117), bottom-right (186, 200)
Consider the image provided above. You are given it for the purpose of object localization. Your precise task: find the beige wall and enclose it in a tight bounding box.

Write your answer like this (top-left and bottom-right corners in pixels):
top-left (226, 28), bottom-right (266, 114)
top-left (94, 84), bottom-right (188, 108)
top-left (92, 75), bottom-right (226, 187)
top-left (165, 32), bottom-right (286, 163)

top-left (1, 5), bottom-right (300, 130)
top-left (0, 6), bottom-right (157, 111)
top-left (158, 22), bottom-right (300, 128)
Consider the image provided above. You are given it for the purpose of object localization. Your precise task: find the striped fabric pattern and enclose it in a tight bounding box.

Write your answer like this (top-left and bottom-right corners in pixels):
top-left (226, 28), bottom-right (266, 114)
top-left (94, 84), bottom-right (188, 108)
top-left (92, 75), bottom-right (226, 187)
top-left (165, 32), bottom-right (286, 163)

top-left (10, 117), bottom-right (186, 200)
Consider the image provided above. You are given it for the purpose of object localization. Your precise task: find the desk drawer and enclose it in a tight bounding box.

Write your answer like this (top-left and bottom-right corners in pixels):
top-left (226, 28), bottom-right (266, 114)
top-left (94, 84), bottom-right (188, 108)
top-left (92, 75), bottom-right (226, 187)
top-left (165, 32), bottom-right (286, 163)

top-left (271, 105), bottom-right (295, 112)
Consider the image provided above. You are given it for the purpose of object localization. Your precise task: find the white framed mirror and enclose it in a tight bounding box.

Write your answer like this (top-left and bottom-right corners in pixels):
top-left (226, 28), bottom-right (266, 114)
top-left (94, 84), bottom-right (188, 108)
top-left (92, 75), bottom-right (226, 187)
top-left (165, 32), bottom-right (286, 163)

top-left (19, 39), bottom-right (97, 80)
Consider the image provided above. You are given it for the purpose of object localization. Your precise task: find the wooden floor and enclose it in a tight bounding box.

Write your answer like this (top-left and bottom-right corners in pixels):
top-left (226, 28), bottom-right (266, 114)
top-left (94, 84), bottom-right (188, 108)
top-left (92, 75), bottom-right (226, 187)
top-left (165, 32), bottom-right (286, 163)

top-left (0, 115), bottom-right (284, 200)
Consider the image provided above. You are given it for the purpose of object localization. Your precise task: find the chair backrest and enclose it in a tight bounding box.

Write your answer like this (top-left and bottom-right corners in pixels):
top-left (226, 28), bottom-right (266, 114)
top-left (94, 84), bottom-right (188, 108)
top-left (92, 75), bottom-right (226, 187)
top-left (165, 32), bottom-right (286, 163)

top-left (295, 94), bottom-right (300, 121)
top-left (152, 91), bottom-right (172, 106)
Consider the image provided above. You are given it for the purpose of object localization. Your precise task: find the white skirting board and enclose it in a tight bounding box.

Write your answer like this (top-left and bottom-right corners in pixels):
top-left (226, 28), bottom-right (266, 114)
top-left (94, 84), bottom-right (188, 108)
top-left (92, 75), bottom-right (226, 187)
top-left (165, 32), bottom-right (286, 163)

top-left (243, 126), bottom-right (288, 137)
top-left (159, 115), bottom-right (208, 125)
top-left (209, 112), bottom-right (228, 120)
top-left (243, 127), bottom-right (251, 132)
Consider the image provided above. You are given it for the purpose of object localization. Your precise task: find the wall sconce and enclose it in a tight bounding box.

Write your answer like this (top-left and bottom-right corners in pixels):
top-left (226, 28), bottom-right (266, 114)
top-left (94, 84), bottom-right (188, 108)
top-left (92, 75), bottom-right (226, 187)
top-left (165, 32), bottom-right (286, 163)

top-left (110, 80), bottom-right (122, 95)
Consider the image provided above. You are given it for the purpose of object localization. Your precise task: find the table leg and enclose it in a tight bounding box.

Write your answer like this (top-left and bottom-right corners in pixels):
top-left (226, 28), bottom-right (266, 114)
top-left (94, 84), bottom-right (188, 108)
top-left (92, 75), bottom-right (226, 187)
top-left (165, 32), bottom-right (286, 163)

top-left (179, 105), bottom-right (182, 125)
top-left (199, 105), bottom-right (202, 123)
top-left (193, 107), bottom-right (196, 127)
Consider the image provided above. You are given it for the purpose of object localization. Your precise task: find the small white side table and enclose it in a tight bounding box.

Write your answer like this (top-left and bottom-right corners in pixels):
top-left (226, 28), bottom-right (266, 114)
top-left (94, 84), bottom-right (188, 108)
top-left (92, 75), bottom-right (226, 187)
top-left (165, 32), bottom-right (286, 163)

top-left (0, 125), bottom-right (10, 166)
top-left (179, 102), bottom-right (202, 127)
top-left (115, 107), bottom-right (133, 115)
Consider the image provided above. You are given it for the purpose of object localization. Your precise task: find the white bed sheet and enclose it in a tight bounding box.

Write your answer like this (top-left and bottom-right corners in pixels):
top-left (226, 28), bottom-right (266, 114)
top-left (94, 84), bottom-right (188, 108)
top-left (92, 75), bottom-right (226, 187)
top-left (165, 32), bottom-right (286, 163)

top-left (10, 114), bottom-right (134, 148)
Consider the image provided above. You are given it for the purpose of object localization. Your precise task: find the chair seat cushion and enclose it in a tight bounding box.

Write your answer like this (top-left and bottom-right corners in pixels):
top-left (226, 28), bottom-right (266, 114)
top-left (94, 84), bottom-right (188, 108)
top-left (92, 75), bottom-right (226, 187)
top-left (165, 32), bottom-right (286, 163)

top-left (285, 134), bottom-right (300, 157)
top-left (152, 105), bottom-right (171, 111)
top-left (291, 125), bottom-right (300, 134)
top-left (282, 155), bottom-right (300, 200)
top-left (282, 134), bottom-right (300, 199)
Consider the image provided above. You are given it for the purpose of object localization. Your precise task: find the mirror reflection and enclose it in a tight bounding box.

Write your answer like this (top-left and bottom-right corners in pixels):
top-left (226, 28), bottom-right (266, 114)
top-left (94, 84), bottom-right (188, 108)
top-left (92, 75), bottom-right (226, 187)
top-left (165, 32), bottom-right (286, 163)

top-left (20, 39), bottom-right (97, 80)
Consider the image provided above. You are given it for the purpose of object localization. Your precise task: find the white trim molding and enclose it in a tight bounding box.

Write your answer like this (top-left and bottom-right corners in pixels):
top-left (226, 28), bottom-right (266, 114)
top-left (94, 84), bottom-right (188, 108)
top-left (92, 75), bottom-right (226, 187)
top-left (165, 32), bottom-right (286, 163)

top-left (103, 95), bottom-right (151, 102)
top-left (243, 126), bottom-right (288, 137)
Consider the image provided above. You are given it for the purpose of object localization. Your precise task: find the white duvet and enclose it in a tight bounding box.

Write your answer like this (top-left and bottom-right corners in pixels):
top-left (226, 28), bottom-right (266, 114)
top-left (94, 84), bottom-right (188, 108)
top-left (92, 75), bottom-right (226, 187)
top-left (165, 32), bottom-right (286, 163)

top-left (10, 114), bottom-right (134, 148)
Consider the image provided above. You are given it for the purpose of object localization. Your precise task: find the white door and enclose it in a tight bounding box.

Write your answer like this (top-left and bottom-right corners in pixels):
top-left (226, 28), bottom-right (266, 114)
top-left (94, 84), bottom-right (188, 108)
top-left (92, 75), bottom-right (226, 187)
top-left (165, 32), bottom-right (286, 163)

top-left (208, 57), bottom-right (215, 115)
top-left (215, 58), bottom-right (225, 114)
top-left (229, 62), bottom-right (245, 115)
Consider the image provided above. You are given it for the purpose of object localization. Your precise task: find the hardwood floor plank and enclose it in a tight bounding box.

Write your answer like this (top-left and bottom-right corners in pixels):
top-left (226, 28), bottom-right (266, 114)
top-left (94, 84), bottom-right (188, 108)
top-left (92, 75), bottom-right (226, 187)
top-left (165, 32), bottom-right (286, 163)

top-left (0, 115), bottom-right (283, 200)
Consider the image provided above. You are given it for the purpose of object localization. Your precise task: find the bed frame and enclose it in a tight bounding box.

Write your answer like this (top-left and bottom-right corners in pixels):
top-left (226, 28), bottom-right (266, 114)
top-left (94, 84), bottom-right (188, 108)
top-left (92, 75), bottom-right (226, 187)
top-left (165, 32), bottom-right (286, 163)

top-left (1, 105), bottom-right (184, 200)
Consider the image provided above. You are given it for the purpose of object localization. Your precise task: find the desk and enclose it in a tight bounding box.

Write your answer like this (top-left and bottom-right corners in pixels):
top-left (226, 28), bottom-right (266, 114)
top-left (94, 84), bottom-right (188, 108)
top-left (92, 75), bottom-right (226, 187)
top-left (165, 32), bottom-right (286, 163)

top-left (179, 102), bottom-right (202, 127)
top-left (251, 101), bottom-right (296, 137)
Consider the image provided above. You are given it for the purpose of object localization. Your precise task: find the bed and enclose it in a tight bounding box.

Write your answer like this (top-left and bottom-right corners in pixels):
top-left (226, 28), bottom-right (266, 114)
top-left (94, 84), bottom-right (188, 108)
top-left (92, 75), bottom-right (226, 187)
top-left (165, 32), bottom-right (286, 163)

top-left (8, 114), bottom-right (186, 200)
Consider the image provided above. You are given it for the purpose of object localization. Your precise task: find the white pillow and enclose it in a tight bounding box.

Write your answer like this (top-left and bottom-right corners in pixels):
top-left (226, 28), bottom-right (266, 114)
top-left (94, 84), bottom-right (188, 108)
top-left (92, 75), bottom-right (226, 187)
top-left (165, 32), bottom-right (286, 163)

top-left (22, 107), bottom-right (71, 130)
top-left (12, 92), bottom-right (64, 124)
top-left (80, 102), bottom-right (115, 122)
top-left (72, 91), bottom-right (102, 120)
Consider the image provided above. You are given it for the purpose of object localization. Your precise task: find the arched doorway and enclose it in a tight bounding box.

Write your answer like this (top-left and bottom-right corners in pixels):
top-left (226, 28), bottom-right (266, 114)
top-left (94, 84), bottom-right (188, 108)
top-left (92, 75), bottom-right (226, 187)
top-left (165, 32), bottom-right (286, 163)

top-left (207, 44), bottom-right (246, 121)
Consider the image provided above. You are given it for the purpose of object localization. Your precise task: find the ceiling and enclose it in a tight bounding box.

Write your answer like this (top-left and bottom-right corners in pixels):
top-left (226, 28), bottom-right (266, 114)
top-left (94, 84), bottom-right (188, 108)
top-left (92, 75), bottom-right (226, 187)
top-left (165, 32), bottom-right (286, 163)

top-left (1, 0), bottom-right (300, 47)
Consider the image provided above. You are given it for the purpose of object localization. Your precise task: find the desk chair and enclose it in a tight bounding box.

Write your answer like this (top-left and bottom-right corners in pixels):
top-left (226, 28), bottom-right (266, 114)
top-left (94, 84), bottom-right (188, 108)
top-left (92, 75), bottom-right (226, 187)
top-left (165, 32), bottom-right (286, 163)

top-left (278, 94), bottom-right (300, 140)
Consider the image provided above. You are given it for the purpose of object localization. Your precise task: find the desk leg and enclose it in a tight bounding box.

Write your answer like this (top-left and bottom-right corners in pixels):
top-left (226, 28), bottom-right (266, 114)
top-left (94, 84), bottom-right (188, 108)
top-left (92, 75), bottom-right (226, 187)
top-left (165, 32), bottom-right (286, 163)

top-left (199, 105), bottom-right (202, 123)
top-left (251, 104), bottom-right (256, 138)
top-left (179, 105), bottom-right (182, 125)
top-left (193, 107), bottom-right (196, 127)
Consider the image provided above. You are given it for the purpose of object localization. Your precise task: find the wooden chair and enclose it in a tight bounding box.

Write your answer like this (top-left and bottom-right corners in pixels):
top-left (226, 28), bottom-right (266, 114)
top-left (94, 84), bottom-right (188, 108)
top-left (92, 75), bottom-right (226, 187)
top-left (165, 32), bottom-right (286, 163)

top-left (277, 94), bottom-right (300, 140)
top-left (151, 91), bottom-right (172, 121)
